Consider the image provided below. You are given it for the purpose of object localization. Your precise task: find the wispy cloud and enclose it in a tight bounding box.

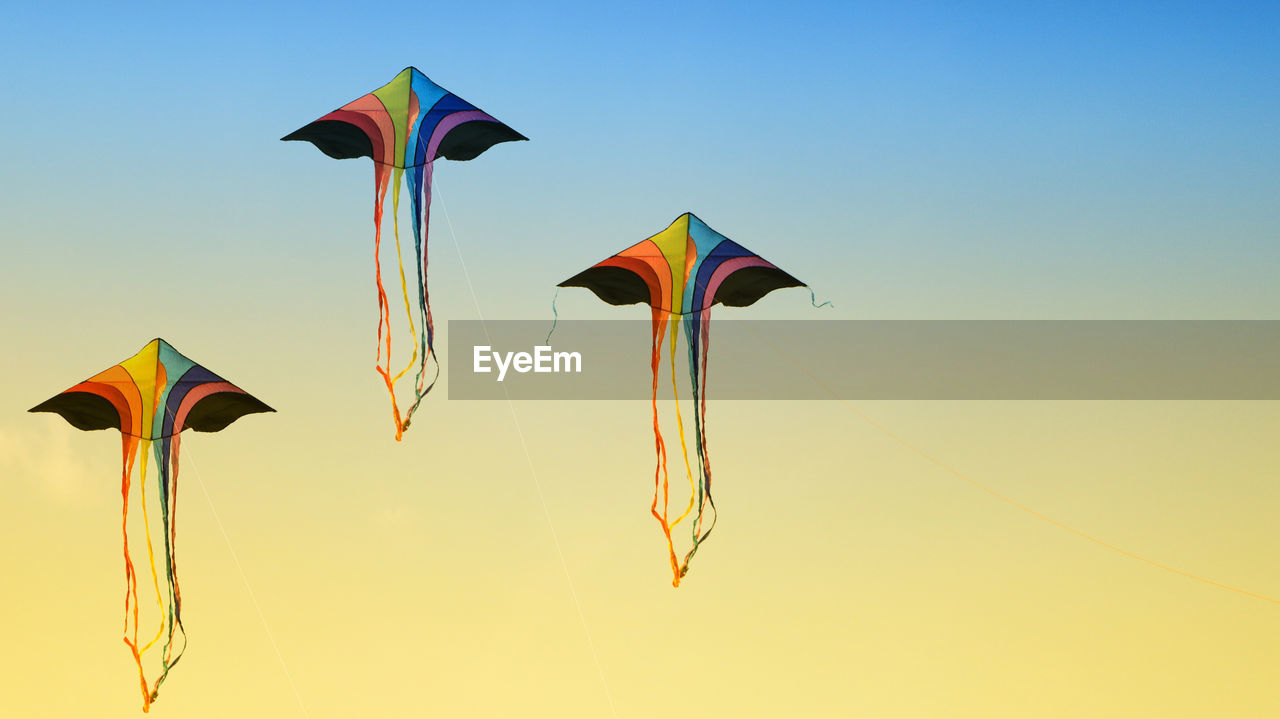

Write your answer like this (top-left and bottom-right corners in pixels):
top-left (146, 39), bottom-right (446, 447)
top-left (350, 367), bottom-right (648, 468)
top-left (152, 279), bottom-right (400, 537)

top-left (0, 416), bottom-right (97, 503)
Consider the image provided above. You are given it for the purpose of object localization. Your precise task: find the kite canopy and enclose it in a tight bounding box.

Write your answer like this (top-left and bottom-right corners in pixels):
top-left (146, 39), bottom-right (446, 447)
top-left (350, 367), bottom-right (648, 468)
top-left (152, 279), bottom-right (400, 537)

top-left (29, 338), bottom-right (274, 438)
top-left (558, 212), bottom-right (805, 314)
top-left (281, 66), bottom-right (527, 167)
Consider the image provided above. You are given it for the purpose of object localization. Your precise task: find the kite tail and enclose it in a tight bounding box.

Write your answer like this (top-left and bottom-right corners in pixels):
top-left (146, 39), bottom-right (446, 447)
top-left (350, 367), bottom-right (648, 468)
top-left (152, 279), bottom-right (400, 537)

top-left (148, 435), bottom-right (188, 704)
top-left (667, 313), bottom-right (698, 536)
top-left (648, 308), bottom-right (680, 586)
top-left (118, 437), bottom-right (168, 711)
top-left (400, 161), bottom-right (439, 434)
top-left (371, 165), bottom-right (406, 440)
top-left (390, 167), bottom-right (421, 388)
top-left (136, 440), bottom-right (168, 657)
top-left (680, 310), bottom-right (718, 577)
top-left (119, 434), bottom-right (153, 712)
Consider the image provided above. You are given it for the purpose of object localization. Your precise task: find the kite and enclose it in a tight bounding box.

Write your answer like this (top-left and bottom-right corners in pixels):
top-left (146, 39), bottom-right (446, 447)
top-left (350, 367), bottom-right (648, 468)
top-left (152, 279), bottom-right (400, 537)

top-left (283, 67), bottom-right (526, 440)
top-left (29, 339), bottom-right (273, 711)
top-left (558, 213), bottom-right (814, 586)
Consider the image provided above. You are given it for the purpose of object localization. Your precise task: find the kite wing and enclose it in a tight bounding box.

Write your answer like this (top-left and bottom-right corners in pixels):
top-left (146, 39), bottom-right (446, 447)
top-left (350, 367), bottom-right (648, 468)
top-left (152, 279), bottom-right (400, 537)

top-left (281, 66), bottom-right (527, 167)
top-left (558, 212), bottom-right (804, 314)
top-left (30, 339), bottom-right (273, 436)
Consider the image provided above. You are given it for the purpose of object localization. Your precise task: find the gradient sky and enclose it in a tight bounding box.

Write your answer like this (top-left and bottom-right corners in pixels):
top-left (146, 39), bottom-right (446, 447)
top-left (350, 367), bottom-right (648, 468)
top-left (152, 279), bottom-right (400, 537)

top-left (1, 2), bottom-right (1277, 717)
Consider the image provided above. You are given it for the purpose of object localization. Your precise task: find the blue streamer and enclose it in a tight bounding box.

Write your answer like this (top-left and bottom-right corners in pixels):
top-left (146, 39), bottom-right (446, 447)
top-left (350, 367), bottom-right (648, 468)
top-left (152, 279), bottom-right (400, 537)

top-left (545, 287), bottom-right (561, 345)
top-left (809, 288), bottom-right (832, 309)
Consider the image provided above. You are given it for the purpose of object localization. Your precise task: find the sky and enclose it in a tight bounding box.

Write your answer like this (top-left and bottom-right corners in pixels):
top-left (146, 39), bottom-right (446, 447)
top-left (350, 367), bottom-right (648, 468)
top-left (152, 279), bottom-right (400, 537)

top-left (1, 2), bottom-right (1278, 717)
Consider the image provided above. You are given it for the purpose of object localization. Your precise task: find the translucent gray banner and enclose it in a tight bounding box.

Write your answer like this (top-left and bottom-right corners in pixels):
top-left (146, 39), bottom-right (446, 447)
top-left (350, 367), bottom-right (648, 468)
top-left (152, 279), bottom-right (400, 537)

top-left (446, 320), bottom-right (1280, 400)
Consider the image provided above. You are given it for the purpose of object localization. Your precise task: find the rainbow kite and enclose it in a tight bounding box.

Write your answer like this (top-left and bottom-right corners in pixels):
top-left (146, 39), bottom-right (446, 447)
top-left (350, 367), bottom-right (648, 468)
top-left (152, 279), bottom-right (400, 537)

top-left (30, 339), bottom-right (273, 711)
top-left (559, 213), bottom-right (810, 586)
top-left (284, 67), bottom-right (526, 440)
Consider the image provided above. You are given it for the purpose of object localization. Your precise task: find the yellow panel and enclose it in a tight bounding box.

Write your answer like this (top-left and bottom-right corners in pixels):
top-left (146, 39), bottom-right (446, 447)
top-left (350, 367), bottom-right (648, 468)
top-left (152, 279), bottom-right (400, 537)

top-left (646, 214), bottom-right (691, 313)
top-left (372, 68), bottom-right (413, 170)
top-left (119, 339), bottom-right (160, 436)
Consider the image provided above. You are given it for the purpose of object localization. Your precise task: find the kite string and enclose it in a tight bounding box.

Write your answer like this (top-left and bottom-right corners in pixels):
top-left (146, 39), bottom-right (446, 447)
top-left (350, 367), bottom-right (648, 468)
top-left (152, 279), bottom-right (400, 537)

top-left (434, 183), bottom-right (619, 717)
top-left (748, 325), bottom-right (1280, 605)
top-left (179, 439), bottom-right (312, 717)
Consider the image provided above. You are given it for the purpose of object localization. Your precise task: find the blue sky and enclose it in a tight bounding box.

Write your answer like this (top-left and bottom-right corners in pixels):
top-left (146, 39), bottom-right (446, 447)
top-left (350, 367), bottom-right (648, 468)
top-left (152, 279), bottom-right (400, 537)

top-left (2, 1), bottom-right (1277, 320)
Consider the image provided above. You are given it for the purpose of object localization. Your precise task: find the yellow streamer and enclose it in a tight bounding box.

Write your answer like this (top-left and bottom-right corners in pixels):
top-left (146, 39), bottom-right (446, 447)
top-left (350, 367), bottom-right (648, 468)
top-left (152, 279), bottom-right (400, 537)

top-left (668, 313), bottom-right (697, 530)
top-left (136, 439), bottom-right (168, 655)
top-left (390, 167), bottom-right (420, 384)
